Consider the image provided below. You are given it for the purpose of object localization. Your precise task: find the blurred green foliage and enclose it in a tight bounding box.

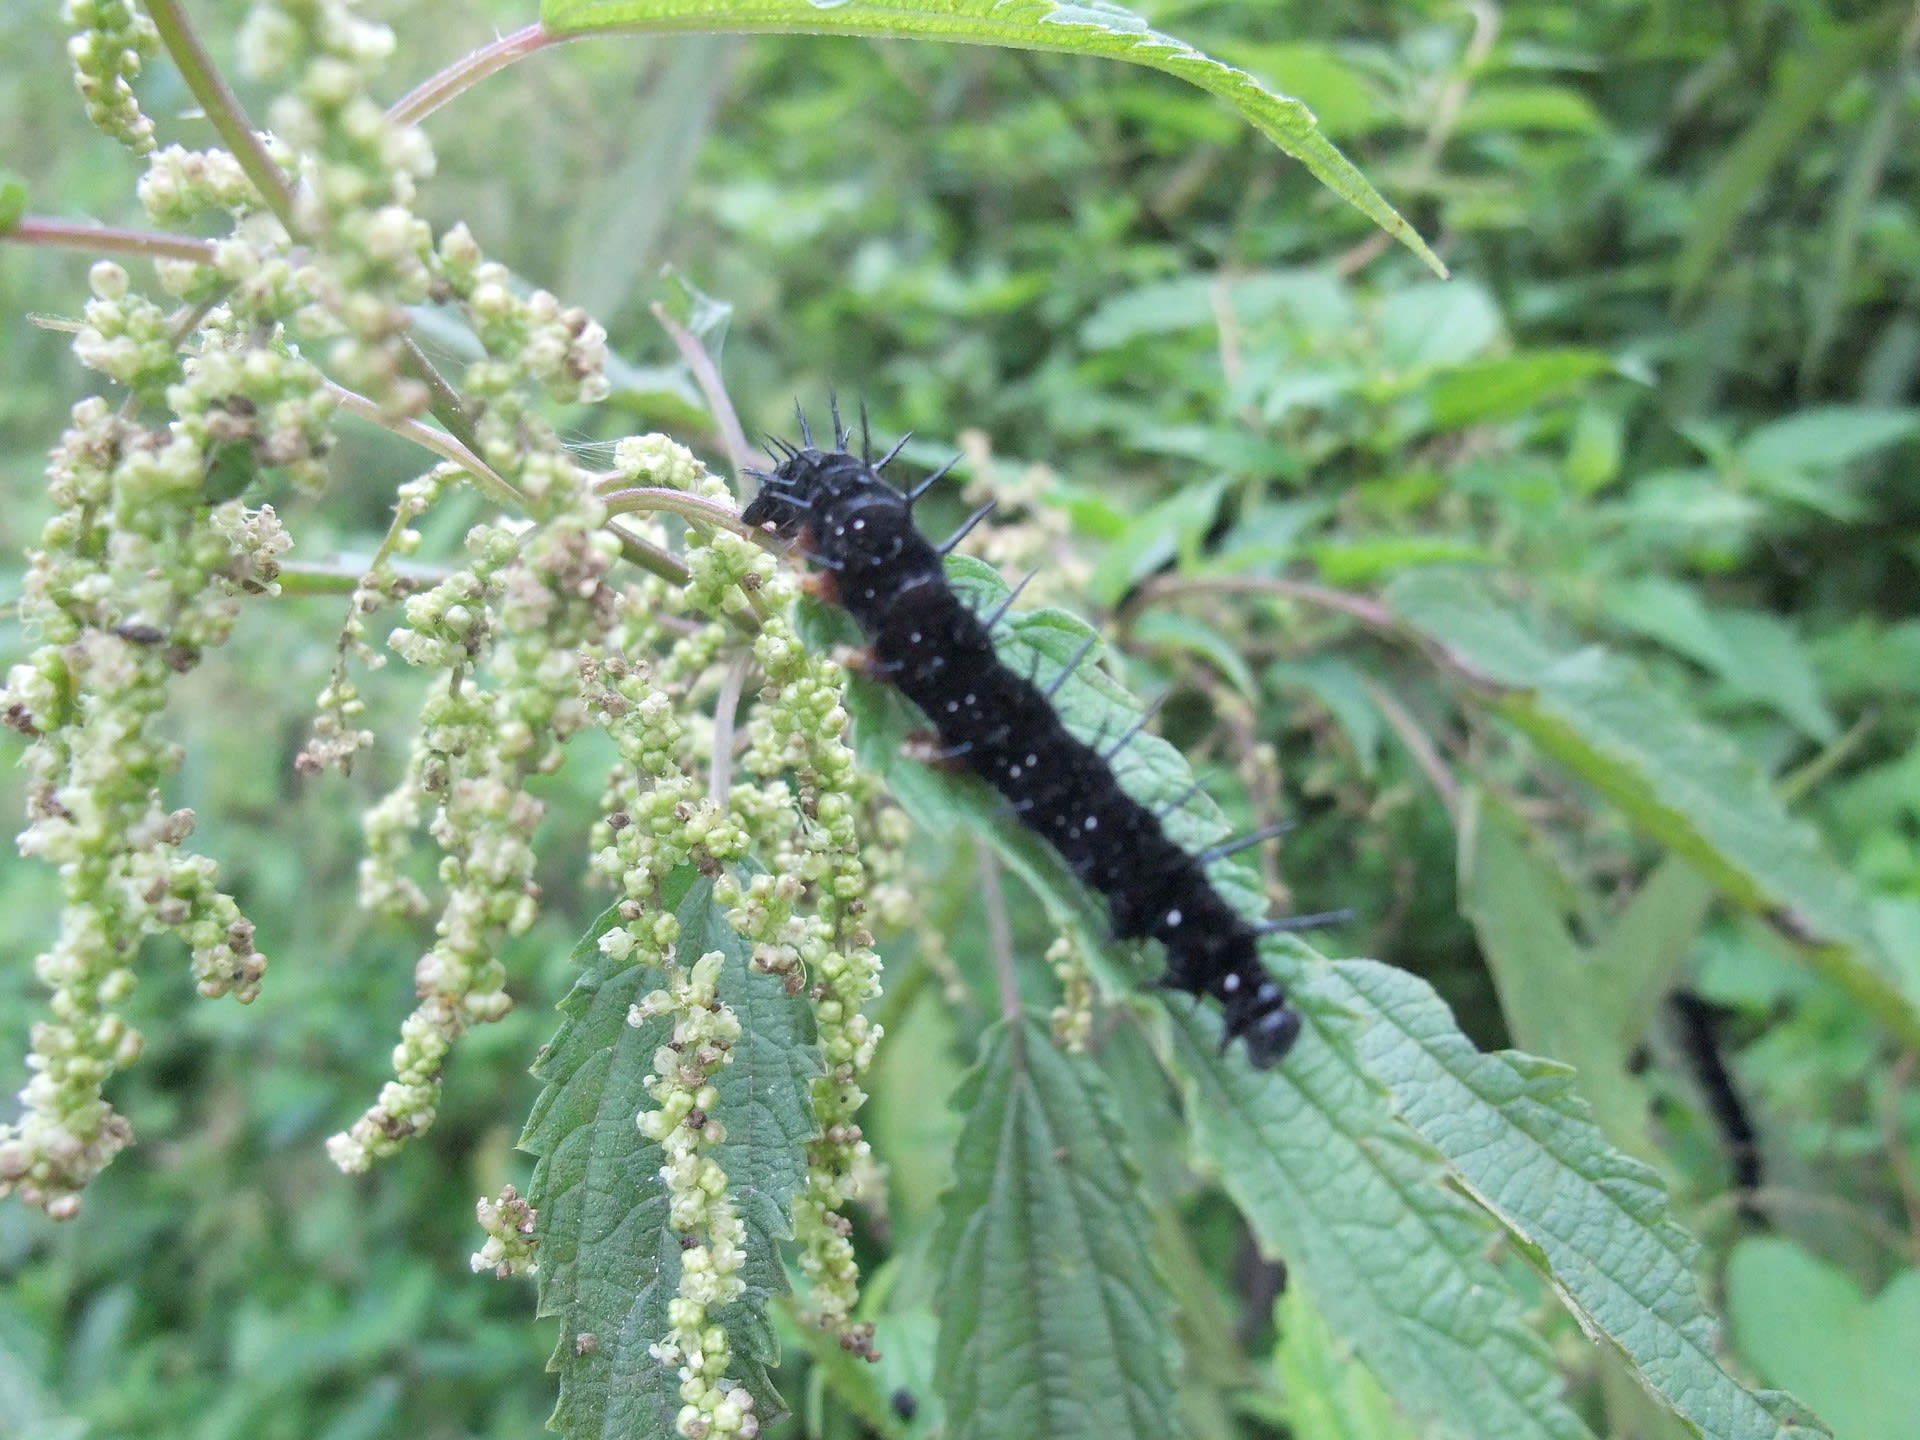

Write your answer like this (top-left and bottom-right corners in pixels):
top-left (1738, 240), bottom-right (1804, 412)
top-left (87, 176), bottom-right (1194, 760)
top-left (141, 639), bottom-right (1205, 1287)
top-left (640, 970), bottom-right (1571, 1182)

top-left (4, 0), bottom-right (1920, 1436)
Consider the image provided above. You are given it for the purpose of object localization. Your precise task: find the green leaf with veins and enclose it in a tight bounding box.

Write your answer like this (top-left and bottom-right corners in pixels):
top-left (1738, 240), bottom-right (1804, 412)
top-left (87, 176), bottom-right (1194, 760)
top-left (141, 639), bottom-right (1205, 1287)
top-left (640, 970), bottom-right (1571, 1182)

top-left (1387, 569), bottom-right (1920, 1048)
top-left (538, 0), bottom-right (1442, 276)
top-left (931, 1015), bottom-right (1178, 1440)
top-left (524, 871), bottom-right (818, 1440)
top-left (848, 556), bottom-right (1817, 1440)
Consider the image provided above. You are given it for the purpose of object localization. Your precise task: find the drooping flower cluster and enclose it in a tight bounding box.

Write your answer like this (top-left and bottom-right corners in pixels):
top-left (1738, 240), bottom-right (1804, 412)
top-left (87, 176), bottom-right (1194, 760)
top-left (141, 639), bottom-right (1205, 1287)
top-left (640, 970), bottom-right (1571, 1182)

top-left (298, 465), bottom-right (453, 777)
top-left (32, 4), bottom-right (905, 1391)
top-left (63, 0), bottom-right (159, 154)
top-left (0, 375), bottom-right (293, 1215)
top-left (615, 437), bottom-right (890, 1355)
top-left (632, 950), bottom-right (762, 1440)
top-left (330, 483), bottom-right (621, 1173)
top-left (238, 0), bottom-right (436, 409)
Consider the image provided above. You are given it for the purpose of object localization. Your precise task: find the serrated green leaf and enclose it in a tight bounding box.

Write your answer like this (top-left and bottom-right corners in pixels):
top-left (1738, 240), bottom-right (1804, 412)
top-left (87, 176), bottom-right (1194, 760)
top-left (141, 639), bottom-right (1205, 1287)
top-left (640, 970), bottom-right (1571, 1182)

top-left (1163, 986), bottom-right (1595, 1440)
top-left (1456, 795), bottom-right (1648, 1151)
top-left (1206, 40), bottom-right (1383, 139)
top-left (931, 1015), bottom-right (1178, 1440)
top-left (538, 0), bottom-right (1442, 276)
top-left (522, 872), bottom-right (818, 1440)
top-left (1387, 569), bottom-right (1920, 1048)
top-left (828, 556), bottom-right (1797, 1440)
top-left (1320, 956), bottom-right (1830, 1440)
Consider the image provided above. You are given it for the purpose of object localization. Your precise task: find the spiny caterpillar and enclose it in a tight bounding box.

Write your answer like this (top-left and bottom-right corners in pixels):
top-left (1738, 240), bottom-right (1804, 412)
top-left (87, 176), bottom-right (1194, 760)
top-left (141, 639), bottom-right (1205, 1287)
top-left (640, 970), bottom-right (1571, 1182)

top-left (743, 402), bottom-right (1342, 1067)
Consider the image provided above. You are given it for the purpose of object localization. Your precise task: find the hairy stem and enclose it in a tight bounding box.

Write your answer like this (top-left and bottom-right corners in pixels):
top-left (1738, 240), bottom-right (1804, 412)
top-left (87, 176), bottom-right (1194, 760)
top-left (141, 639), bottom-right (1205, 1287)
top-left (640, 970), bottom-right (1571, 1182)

top-left (599, 485), bottom-right (770, 546)
top-left (325, 379), bottom-right (526, 510)
top-left (0, 217), bottom-right (218, 265)
top-left (276, 559), bottom-right (451, 595)
top-left (605, 519), bottom-right (693, 586)
top-left (386, 23), bottom-right (566, 126)
top-left (145, 0), bottom-right (302, 230)
top-left (396, 335), bottom-right (482, 455)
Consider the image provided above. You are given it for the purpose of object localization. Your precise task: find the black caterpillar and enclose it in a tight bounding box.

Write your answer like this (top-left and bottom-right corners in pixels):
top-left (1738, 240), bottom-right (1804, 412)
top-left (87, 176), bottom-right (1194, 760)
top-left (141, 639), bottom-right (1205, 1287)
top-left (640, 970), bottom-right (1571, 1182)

top-left (743, 403), bottom-right (1339, 1067)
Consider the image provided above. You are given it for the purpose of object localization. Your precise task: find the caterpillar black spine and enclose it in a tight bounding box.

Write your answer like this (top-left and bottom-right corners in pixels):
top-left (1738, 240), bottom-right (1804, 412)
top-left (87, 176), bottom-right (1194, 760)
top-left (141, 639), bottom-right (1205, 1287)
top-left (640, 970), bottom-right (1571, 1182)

top-left (743, 407), bottom-right (1316, 1067)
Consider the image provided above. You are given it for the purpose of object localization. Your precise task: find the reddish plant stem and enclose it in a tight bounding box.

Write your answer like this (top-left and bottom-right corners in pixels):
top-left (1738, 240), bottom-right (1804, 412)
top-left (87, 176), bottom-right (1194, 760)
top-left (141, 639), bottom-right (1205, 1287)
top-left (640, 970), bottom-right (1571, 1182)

top-left (2, 217), bottom-right (217, 265)
top-left (145, 0), bottom-right (302, 230)
top-left (386, 23), bottom-right (567, 126)
top-left (651, 301), bottom-right (755, 484)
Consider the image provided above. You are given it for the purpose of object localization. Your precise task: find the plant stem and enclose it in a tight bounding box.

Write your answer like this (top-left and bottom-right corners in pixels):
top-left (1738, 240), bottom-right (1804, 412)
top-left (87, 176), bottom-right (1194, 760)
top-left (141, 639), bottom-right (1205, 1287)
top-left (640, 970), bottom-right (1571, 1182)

top-left (276, 559), bottom-right (451, 595)
top-left (1, 217), bottom-right (217, 265)
top-left (599, 485), bottom-right (767, 545)
top-left (651, 301), bottom-right (753, 482)
top-left (386, 24), bottom-right (565, 126)
top-left (605, 519), bottom-right (693, 587)
top-left (145, 0), bottom-right (302, 232)
top-left (396, 335), bottom-right (482, 455)
top-left (325, 380), bottom-right (527, 512)
top-left (708, 651), bottom-right (751, 805)
top-left (975, 840), bottom-right (1022, 1023)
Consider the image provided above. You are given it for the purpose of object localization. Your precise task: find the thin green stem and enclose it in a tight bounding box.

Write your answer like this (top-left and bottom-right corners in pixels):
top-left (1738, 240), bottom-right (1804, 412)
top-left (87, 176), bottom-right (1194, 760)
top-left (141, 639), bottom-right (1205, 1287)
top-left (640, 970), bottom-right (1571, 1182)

top-left (651, 301), bottom-right (753, 481)
top-left (325, 380), bottom-right (527, 511)
top-left (386, 23), bottom-right (566, 126)
top-left (276, 559), bottom-right (451, 596)
top-left (599, 485), bottom-right (774, 549)
top-left (145, 0), bottom-right (302, 231)
top-left (1, 217), bottom-right (217, 265)
top-left (606, 519), bottom-right (693, 587)
top-left (397, 335), bottom-right (482, 456)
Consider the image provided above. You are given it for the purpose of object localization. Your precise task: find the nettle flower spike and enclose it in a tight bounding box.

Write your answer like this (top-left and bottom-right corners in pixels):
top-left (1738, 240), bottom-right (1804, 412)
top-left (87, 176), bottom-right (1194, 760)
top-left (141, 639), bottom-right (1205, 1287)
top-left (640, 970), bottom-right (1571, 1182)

top-left (64, 0), bottom-right (161, 154)
top-left (333, 497), bottom-right (621, 1173)
top-left (633, 950), bottom-right (759, 1440)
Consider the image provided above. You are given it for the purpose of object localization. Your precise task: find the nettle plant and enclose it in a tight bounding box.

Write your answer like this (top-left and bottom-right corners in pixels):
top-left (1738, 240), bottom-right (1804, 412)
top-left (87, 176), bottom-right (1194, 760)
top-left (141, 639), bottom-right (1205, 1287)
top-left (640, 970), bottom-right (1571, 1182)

top-left (0, 4), bottom-right (1849, 1440)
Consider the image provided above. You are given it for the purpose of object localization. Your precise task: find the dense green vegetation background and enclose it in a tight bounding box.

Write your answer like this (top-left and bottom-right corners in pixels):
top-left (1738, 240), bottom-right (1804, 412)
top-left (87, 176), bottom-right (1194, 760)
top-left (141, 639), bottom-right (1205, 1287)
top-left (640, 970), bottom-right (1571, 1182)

top-left (2, 1), bottom-right (1919, 1437)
